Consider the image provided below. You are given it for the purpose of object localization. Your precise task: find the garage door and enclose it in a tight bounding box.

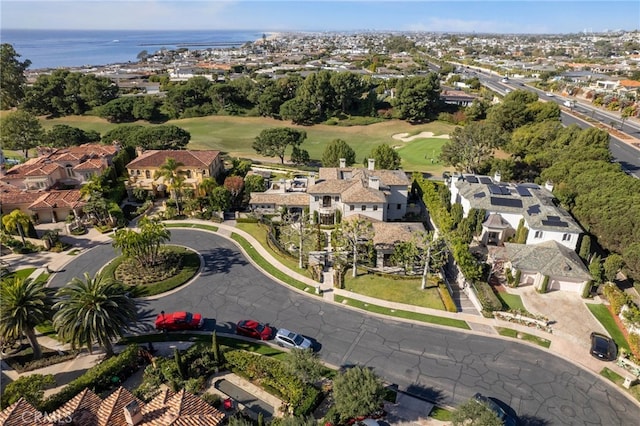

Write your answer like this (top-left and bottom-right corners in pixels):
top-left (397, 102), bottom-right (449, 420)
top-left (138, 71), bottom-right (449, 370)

top-left (548, 277), bottom-right (584, 293)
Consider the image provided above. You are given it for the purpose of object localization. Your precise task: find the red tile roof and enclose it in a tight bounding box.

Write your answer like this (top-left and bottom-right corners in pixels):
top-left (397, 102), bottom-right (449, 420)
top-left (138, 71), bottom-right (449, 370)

top-left (0, 398), bottom-right (40, 426)
top-left (28, 190), bottom-right (85, 210)
top-left (127, 150), bottom-right (220, 169)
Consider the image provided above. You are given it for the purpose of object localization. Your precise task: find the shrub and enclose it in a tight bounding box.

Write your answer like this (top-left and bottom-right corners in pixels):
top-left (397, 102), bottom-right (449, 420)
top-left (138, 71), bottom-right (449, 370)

top-left (513, 270), bottom-right (522, 287)
top-left (582, 280), bottom-right (593, 299)
top-left (472, 281), bottom-right (502, 315)
top-left (1, 374), bottom-right (55, 410)
top-left (628, 333), bottom-right (640, 359)
top-left (538, 275), bottom-right (550, 293)
top-left (602, 283), bottom-right (629, 314)
top-left (41, 344), bottom-right (141, 412)
top-left (438, 282), bottom-right (458, 312)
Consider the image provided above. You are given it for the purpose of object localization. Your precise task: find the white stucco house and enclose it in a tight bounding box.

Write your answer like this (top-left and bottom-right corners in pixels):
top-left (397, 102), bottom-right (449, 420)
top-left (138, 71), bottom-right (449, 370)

top-left (449, 173), bottom-right (583, 250)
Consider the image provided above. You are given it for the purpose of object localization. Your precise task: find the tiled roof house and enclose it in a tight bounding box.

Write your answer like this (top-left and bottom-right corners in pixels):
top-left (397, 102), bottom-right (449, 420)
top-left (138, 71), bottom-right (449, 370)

top-left (0, 386), bottom-right (225, 426)
top-left (125, 149), bottom-right (223, 197)
top-left (0, 181), bottom-right (84, 223)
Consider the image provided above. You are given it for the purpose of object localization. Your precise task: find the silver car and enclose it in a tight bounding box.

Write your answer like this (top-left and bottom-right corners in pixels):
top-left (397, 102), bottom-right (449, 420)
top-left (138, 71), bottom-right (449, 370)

top-left (274, 328), bottom-right (312, 350)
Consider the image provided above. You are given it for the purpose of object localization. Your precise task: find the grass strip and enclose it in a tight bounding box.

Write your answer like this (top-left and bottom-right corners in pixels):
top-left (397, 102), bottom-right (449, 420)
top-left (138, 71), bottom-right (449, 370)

top-left (430, 407), bottom-right (453, 421)
top-left (600, 367), bottom-right (640, 402)
top-left (496, 327), bottom-right (552, 348)
top-left (586, 303), bottom-right (631, 352)
top-left (334, 295), bottom-right (470, 330)
top-left (230, 232), bottom-right (319, 296)
top-left (2, 267), bottom-right (37, 282)
top-left (166, 223), bottom-right (218, 232)
top-left (495, 292), bottom-right (526, 311)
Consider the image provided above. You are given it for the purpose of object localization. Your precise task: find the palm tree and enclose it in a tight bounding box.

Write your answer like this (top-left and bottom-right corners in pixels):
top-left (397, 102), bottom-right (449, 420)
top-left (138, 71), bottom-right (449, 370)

top-left (0, 278), bottom-right (53, 360)
top-left (154, 157), bottom-right (185, 209)
top-left (198, 177), bottom-right (218, 198)
top-left (53, 272), bottom-right (137, 357)
top-left (2, 209), bottom-right (32, 246)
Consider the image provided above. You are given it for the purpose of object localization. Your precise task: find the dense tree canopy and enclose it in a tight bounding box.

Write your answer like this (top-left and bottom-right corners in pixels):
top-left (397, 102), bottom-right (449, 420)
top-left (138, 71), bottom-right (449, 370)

top-left (322, 139), bottom-right (356, 167)
top-left (0, 110), bottom-right (45, 157)
top-left (332, 366), bottom-right (385, 421)
top-left (368, 144), bottom-right (401, 170)
top-left (440, 121), bottom-right (507, 173)
top-left (44, 124), bottom-right (100, 147)
top-left (0, 43), bottom-right (31, 109)
top-left (392, 73), bottom-right (441, 123)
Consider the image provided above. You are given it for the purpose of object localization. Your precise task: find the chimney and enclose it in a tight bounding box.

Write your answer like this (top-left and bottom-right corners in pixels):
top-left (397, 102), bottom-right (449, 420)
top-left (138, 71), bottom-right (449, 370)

top-left (493, 170), bottom-right (501, 183)
top-left (367, 158), bottom-right (375, 171)
top-left (544, 180), bottom-right (554, 192)
top-left (135, 146), bottom-right (145, 158)
top-left (123, 400), bottom-right (143, 426)
top-left (307, 172), bottom-right (316, 187)
top-left (339, 158), bottom-right (346, 168)
top-left (369, 176), bottom-right (380, 190)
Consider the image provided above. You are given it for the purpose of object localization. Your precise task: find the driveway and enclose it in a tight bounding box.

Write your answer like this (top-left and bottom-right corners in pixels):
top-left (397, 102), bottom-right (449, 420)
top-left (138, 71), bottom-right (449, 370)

top-left (46, 229), bottom-right (640, 425)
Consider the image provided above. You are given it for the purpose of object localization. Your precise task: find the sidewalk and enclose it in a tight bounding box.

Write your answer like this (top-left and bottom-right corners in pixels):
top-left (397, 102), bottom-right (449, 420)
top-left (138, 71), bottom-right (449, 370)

top-left (2, 217), bottom-right (638, 410)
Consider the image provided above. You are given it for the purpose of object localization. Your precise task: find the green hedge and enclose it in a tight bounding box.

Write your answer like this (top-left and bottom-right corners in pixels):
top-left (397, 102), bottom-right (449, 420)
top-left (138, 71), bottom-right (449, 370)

top-left (472, 281), bottom-right (502, 314)
top-left (538, 275), bottom-right (549, 294)
top-left (582, 280), bottom-right (593, 299)
top-left (41, 345), bottom-right (141, 413)
top-left (438, 282), bottom-right (458, 312)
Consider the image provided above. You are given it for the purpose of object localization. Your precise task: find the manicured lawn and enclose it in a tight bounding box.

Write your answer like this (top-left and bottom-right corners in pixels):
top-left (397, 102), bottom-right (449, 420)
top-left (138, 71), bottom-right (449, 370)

top-left (1, 267), bottom-right (36, 282)
top-left (586, 303), bottom-right (631, 351)
top-left (34, 115), bottom-right (456, 172)
top-left (430, 407), bottom-right (453, 421)
top-left (396, 137), bottom-right (452, 175)
top-left (334, 295), bottom-right (470, 330)
top-left (235, 222), bottom-right (308, 277)
top-left (343, 270), bottom-right (446, 310)
top-left (495, 292), bottom-right (526, 311)
top-left (496, 327), bottom-right (552, 348)
top-left (600, 367), bottom-right (640, 402)
top-left (230, 232), bottom-right (319, 296)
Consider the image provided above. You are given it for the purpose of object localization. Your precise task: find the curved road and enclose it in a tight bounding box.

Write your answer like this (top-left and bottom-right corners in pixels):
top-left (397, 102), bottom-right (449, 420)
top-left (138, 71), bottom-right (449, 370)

top-left (49, 230), bottom-right (639, 424)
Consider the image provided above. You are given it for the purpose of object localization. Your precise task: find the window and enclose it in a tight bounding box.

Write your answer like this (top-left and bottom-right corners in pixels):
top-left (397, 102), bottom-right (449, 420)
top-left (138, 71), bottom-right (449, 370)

top-left (185, 170), bottom-right (192, 178)
top-left (315, 196), bottom-right (319, 202)
top-left (145, 170), bottom-right (151, 179)
top-left (136, 169), bottom-right (141, 176)
top-left (361, 205), bottom-right (366, 211)
top-left (335, 196), bottom-right (339, 202)
top-left (534, 231), bottom-right (543, 239)
top-left (322, 196), bottom-right (331, 207)
top-left (350, 205), bottom-right (354, 211)
top-left (65, 164), bottom-right (75, 177)
top-left (373, 205), bottom-right (378, 211)
top-left (562, 233), bottom-right (571, 241)
top-left (397, 203), bottom-right (401, 209)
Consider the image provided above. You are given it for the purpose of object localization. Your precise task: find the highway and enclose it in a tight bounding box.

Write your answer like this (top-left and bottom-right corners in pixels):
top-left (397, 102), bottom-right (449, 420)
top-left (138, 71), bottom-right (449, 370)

top-left (472, 69), bottom-right (640, 178)
top-left (48, 229), bottom-right (640, 425)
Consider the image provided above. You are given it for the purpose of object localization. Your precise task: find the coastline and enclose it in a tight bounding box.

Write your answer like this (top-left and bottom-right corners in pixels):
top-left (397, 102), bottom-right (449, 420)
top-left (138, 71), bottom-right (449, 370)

top-left (255, 32), bottom-right (281, 44)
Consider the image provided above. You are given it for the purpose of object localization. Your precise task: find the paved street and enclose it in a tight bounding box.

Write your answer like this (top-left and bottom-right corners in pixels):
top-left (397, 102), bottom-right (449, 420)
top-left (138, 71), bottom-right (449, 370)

top-left (43, 227), bottom-right (640, 425)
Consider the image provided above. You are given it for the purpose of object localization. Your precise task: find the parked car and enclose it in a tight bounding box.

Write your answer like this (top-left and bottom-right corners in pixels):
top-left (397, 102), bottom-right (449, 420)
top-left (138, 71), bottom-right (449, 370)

top-left (590, 332), bottom-right (617, 361)
top-left (473, 393), bottom-right (517, 426)
top-left (545, 92), bottom-right (555, 97)
top-left (155, 311), bottom-right (203, 331)
top-left (274, 328), bottom-right (312, 350)
top-left (236, 319), bottom-right (273, 340)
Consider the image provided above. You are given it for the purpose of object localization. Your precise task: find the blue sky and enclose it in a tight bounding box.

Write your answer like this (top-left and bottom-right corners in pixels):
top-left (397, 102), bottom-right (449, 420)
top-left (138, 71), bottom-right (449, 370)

top-left (2, 1), bottom-right (639, 33)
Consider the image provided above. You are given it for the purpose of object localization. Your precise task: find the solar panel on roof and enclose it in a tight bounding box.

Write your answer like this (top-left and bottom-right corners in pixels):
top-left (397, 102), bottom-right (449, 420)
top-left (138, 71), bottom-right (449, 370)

top-left (547, 215), bottom-right (561, 221)
top-left (487, 184), bottom-right (502, 195)
top-left (473, 191), bottom-right (486, 198)
top-left (520, 183), bottom-right (540, 189)
top-left (478, 176), bottom-right (492, 184)
top-left (515, 185), bottom-right (532, 197)
top-left (500, 186), bottom-right (511, 195)
top-left (527, 205), bottom-right (541, 215)
top-left (490, 197), bottom-right (523, 208)
top-left (541, 220), bottom-right (569, 227)
top-left (466, 176), bottom-right (478, 183)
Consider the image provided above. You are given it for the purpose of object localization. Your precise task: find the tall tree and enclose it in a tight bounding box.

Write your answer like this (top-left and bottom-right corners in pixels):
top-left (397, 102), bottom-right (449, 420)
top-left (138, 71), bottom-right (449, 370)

top-left (53, 272), bottom-right (137, 357)
top-left (322, 139), bottom-right (356, 167)
top-left (330, 72), bottom-right (365, 114)
top-left (392, 73), bottom-right (440, 123)
top-left (0, 278), bottom-right (52, 360)
top-left (368, 144), bottom-right (401, 170)
top-left (253, 127), bottom-right (307, 164)
top-left (0, 43), bottom-right (31, 109)
top-left (451, 398), bottom-right (503, 426)
top-left (440, 121), bottom-right (506, 173)
top-left (335, 217), bottom-right (374, 277)
top-left (112, 217), bottom-right (171, 268)
top-left (2, 209), bottom-right (32, 245)
top-left (333, 366), bottom-right (385, 421)
top-left (0, 110), bottom-right (44, 157)
top-left (154, 157), bottom-right (186, 212)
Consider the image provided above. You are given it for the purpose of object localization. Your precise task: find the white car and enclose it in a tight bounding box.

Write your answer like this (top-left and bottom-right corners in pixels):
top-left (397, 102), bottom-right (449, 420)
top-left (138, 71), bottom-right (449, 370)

top-left (275, 328), bottom-right (312, 350)
top-left (545, 92), bottom-right (555, 97)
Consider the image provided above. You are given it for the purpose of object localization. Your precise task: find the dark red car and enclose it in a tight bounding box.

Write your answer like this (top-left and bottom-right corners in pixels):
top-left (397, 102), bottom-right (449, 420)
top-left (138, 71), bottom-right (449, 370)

top-left (155, 311), bottom-right (203, 331)
top-left (236, 319), bottom-right (273, 340)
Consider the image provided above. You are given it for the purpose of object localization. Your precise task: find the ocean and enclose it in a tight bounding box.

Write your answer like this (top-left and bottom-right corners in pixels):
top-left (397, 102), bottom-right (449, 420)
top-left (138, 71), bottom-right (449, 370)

top-left (0, 29), bottom-right (267, 70)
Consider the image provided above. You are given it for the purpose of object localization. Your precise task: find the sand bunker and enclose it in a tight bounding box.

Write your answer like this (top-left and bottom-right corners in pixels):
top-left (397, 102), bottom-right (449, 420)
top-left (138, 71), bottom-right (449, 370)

top-left (392, 131), bottom-right (450, 142)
